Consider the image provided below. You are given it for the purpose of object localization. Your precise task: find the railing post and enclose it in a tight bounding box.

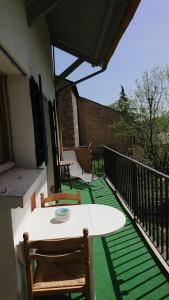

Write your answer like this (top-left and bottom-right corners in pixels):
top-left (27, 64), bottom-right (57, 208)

top-left (132, 163), bottom-right (138, 219)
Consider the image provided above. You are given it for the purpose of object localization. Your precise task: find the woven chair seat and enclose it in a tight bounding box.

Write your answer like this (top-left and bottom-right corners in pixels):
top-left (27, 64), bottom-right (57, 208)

top-left (23, 229), bottom-right (91, 299)
top-left (33, 258), bottom-right (85, 290)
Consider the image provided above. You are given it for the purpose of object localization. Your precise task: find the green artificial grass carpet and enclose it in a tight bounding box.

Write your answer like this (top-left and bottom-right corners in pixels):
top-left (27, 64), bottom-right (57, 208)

top-left (39, 178), bottom-right (169, 300)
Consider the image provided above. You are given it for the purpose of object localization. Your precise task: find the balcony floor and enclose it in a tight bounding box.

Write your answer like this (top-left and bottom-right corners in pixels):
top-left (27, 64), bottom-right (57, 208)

top-left (43, 178), bottom-right (169, 300)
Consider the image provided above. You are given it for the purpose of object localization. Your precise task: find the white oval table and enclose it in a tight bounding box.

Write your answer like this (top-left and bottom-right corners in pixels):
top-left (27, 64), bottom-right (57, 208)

top-left (21, 204), bottom-right (126, 299)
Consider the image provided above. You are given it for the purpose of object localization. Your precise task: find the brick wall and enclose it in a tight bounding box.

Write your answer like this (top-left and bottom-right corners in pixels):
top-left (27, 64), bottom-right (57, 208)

top-left (77, 97), bottom-right (131, 153)
top-left (57, 87), bottom-right (75, 147)
top-left (58, 88), bottom-right (132, 153)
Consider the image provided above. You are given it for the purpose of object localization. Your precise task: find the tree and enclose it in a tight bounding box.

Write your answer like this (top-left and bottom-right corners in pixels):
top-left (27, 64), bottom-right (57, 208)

top-left (109, 85), bottom-right (134, 114)
top-left (118, 85), bottom-right (131, 113)
top-left (112, 66), bottom-right (169, 174)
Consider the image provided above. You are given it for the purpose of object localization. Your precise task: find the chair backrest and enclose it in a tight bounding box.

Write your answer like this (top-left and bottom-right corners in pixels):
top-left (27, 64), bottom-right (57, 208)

top-left (40, 190), bottom-right (81, 207)
top-left (63, 149), bottom-right (78, 162)
top-left (30, 192), bottom-right (36, 212)
top-left (63, 149), bottom-right (87, 177)
top-left (63, 148), bottom-right (91, 172)
top-left (75, 148), bottom-right (91, 173)
top-left (22, 228), bottom-right (90, 298)
top-left (62, 149), bottom-right (98, 184)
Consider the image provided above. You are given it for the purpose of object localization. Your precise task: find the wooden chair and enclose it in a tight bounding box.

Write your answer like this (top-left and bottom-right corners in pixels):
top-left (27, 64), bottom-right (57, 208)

top-left (40, 190), bottom-right (81, 208)
top-left (22, 228), bottom-right (91, 300)
top-left (30, 192), bottom-right (36, 212)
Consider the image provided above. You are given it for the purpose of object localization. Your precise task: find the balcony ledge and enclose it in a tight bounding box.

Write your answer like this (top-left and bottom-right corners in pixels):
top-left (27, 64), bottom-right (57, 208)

top-left (0, 166), bottom-right (45, 209)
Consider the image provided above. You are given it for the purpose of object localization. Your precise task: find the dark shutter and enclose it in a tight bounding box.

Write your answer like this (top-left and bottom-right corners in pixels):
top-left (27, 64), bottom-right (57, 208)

top-left (29, 76), bottom-right (48, 166)
top-left (48, 99), bottom-right (61, 192)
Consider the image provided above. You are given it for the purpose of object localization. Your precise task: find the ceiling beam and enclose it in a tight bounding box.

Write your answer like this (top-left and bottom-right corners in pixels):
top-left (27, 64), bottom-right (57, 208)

top-left (55, 58), bottom-right (84, 84)
top-left (26, 0), bottom-right (63, 26)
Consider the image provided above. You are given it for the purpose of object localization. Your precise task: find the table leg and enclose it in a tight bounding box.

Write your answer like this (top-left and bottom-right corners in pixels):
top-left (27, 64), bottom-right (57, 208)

top-left (89, 238), bottom-right (96, 300)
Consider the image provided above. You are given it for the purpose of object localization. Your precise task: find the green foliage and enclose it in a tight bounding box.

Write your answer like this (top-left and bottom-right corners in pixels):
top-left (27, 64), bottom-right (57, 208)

top-left (109, 85), bottom-right (134, 114)
top-left (118, 85), bottom-right (131, 113)
top-left (112, 66), bottom-right (169, 174)
top-left (91, 159), bottom-right (104, 176)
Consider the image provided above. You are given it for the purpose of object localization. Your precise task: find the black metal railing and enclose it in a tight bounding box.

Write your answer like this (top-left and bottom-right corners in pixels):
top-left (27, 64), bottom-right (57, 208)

top-left (104, 146), bottom-right (169, 265)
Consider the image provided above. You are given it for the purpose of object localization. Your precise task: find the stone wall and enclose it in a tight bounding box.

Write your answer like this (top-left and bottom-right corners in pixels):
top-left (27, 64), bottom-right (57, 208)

top-left (58, 88), bottom-right (132, 154)
top-left (77, 97), bottom-right (131, 153)
top-left (57, 87), bottom-right (75, 147)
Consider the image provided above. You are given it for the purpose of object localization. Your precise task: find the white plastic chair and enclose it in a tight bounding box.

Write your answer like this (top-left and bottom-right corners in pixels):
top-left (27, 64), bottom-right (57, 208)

top-left (63, 150), bottom-right (98, 184)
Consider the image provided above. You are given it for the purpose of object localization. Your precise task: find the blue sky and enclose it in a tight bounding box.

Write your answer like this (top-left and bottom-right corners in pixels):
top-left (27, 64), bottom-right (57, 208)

top-left (55, 0), bottom-right (169, 105)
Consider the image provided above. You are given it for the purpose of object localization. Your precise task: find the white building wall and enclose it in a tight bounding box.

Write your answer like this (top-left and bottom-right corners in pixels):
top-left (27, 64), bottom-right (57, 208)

top-left (11, 169), bottom-right (48, 300)
top-left (0, 209), bottom-right (18, 300)
top-left (7, 75), bottom-right (36, 168)
top-left (71, 90), bottom-right (80, 147)
top-left (0, 0), bottom-right (56, 299)
top-left (0, 0), bottom-right (54, 100)
top-left (0, 0), bottom-right (55, 184)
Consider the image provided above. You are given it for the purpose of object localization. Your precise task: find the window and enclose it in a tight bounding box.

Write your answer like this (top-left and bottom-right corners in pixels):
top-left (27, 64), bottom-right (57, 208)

top-left (29, 76), bottom-right (47, 166)
top-left (0, 75), bottom-right (10, 164)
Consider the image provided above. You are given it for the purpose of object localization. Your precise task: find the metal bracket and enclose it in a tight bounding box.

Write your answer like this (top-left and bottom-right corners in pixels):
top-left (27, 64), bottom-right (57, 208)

top-left (54, 56), bottom-right (107, 92)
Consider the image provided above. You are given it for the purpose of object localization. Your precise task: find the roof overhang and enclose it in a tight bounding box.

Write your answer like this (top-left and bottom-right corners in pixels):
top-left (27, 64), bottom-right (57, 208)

top-left (27, 0), bottom-right (140, 67)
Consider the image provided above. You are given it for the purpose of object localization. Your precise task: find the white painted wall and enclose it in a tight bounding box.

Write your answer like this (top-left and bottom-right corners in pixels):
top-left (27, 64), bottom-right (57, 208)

top-left (11, 169), bottom-right (48, 300)
top-left (71, 90), bottom-right (80, 147)
top-left (0, 166), bottom-right (48, 299)
top-left (0, 0), bottom-right (54, 100)
top-left (0, 209), bottom-right (18, 300)
top-left (0, 0), bottom-right (57, 299)
top-left (0, 0), bottom-right (55, 185)
top-left (7, 75), bottom-right (36, 168)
